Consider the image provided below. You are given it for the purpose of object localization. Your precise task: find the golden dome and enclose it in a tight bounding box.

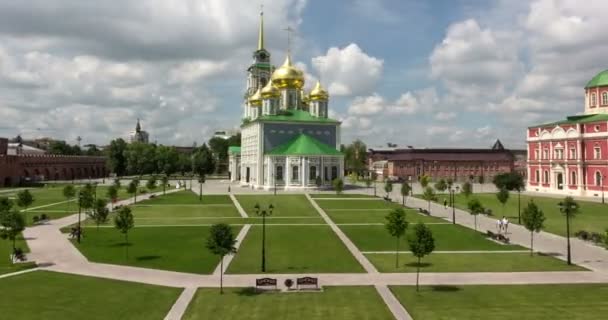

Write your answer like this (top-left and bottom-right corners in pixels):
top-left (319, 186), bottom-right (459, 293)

top-left (261, 79), bottom-right (280, 99)
top-left (271, 54), bottom-right (304, 89)
top-left (309, 81), bottom-right (329, 101)
top-left (248, 87), bottom-right (262, 106)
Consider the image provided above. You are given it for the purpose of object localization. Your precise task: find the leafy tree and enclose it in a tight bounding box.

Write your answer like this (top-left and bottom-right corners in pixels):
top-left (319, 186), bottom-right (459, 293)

top-left (365, 178), bottom-right (372, 189)
top-left (493, 172), bottom-right (525, 223)
top-left (125, 142), bottom-right (157, 175)
top-left (333, 178), bottom-right (344, 195)
top-left (89, 199), bottom-right (109, 230)
top-left (434, 179), bottom-right (447, 193)
top-left (106, 185), bottom-right (118, 211)
top-left (421, 187), bottom-right (437, 213)
top-left (16, 189), bottom-right (34, 224)
top-left (114, 206), bottom-right (134, 258)
top-left (467, 198), bottom-right (484, 230)
top-left (343, 140), bottom-right (367, 175)
top-left (198, 174), bottom-right (206, 201)
top-left (113, 178), bottom-right (121, 190)
top-left (420, 175), bottom-right (430, 188)
top-left (63, 185), bottom-right (76, 215)
top-left (127, 180), bottom-right (139, 204)
top-left (177, 153), bottom-right (193, 175)
top-left (155, 145), bottom-right (179, 175)
top-left (48, 140), bottom-right (82, 155)
top-left (206, 223), bottom-right (237, 294)
top-left (348, 172), bottom-right (358, 185)
top-left (496, 188), bottom-right (510, 215)
top-left (0, 209), bottom-right (25, 253)
top-left (478, 175), bottom-right (485, 184)
top-left (146, 176), bottom-right (157, 191)
top-left (400, 182), bottom-right (411, 206)
top-left (192, 144), bottom-right (216, 177)
top-left (558, 196), bottom-right (579, 265)
top-left (106, 138), bottom-right (128, 176)
top-left (384, 180), bottom-right (393, 199)
top-left (385, 208), bottom-right (409, 268)
top-left (521, 201), bottom-right (545, 256)
top-left (461, 181), bottom-right (473, 198)
top-left (408, 223), bottom-right (435, 291)
top-left (315, 176), bottom-right (323, 190)
top-left (79, 185), bottom-right (95, 214)
top-left (84, 144), bottom-right (103, 156)
top-left (161, 175), bottom-right (169, 195)
top-left (446, 178), bottom-right (454, 190)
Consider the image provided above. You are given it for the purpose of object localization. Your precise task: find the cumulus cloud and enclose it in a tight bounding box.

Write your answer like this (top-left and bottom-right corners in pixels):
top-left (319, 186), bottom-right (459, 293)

top-left (434, 112), bottom-right (456, 121)
top-left (312, 43), bottom-right (383, 97)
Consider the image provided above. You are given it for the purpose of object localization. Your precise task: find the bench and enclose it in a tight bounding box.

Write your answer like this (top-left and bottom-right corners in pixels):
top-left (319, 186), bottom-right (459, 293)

top-left (11, 248), bottom-right (26, 263)
top-left (255, 278), bottom-right (278, 291)
top-left (486, 230), bottom-right (510, 244)
top-left (69, 227), bottom-right (84, 239)
top-left (418, 208), bottom-right (430, 215)
top-left (296, 277), bottom-right (319, 290)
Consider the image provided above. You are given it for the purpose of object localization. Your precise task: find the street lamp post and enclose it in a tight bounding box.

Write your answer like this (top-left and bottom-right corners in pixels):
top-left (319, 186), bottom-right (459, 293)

top-left (254, 203), bottom-right (274, 272)
top-left (602, 175), bottom-right (605, 204)
top-left (77, 192), bottom-right (82, 243)
top-left (558, 200), bottom-right (577, 265)
top-left (450, 188), bottom-right (455, 224)
top-left (273, 172), bottom-right (277, 196)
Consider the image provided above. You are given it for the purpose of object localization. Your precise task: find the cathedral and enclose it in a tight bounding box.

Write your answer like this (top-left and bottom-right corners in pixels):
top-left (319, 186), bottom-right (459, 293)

top-left (229, 12), bottom-right (344, 190)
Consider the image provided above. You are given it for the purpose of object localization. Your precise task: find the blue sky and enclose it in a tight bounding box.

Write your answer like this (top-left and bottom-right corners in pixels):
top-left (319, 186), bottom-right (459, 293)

top-left (0, 0), bottom-right (607, 149)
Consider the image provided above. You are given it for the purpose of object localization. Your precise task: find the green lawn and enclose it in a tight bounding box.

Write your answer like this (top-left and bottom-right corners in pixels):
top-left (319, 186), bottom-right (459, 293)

top-left (142, 191), bottom-right (232, 205)
top-left (310, 193), bottom-right (376, 198)
top-left (420, 193), bottom-right (608, 236)
top-left (367, 252), bottom-right (584, 272)
top-left (326, 208), bottom-right (443, 224)
top-left (184, 286), bottom-right (393, 320)
top-left (0, 271), bottom-right (180, 320)
top-left (340, 224), bottom-right (522, 252)
top-left (236, 195), bottom-right (320, 217)
top-left (227, 225), bottom-right (364, 274)
top-left (71, 226), bottom-right (240, 274)
top-left (314, 198), bottom-right (402, 210)
top-left (0, 234), bottom-right (36, 275)
top-left (391, 284), bottom-right (608, 319)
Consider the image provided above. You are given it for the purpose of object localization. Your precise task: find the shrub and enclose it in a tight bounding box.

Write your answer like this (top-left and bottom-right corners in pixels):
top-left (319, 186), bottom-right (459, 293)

top-left (590, 232), bottom-right (605, 244)
top-left (485, 209), bottom-right (493, 216)
top-left (139, 188), bottom-right (148, 194)
top-left (149, 194), bottom-right (157, 199)
top-left (284, 279), bottom-right (294, 289)
top-left (575, 230), bottom-right (590, 241)
top-left (32, 216), bottom-right (39, 223)
top-left (40, 213), bottom-right (48, 221)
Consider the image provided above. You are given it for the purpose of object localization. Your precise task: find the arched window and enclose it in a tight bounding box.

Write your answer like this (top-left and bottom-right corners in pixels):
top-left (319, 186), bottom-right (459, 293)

top-left (591, 93), bottom-right (597, 106)
top-left (603, 92), bottom-right (608, 106)
top-left (331, 166), bottom-right (338, 180)
top-left (543, 170), bottom-right (549, 184)
top-left (309, 166), bottom-right (317, 180)
top-left (535, 170), bottom-right (540, 183)
top-left (292, 165), bottom-right (299, 181)
top-left (570, 171), bottom-right (576, 186)
top-left (596, 171), bottom-right (603, 186)
top-left (276, 166), bottom-right (283, 181)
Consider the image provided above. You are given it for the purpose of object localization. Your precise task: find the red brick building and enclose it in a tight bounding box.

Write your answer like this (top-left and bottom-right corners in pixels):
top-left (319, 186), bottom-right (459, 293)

top-left (0, 138), bottom-right (108, 187)
top-left (369, 140), bottom-right (524, 182)
top-left (527, 70), bottom-right (608, 198)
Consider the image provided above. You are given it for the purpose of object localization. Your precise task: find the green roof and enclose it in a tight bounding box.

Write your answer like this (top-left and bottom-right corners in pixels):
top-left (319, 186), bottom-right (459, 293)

top-left (532, 113), bottom-right (608, 128)
top-left (251, 110), bottom-right (340, 125)
top-left (266, 134), bottom-right (342, 156)
top-left (585, 70), bottom-right (608, 88)
top-left (228, 146), bottom-right (241, 154)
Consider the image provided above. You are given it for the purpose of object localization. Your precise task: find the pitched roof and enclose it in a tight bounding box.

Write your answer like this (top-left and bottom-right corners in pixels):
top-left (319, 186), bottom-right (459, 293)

top-left (492, 139), bottom-right (505, 150)
top-left (532, 113), bottom-right (608, 128)
top-left (586, 70), bottom-right (608, 88)
top-left (228, 146), bottom-right (241, 154)
top-left (254, 110), bottom-right (340, 124)
top-left (266, 134), bottom-right (342, 156)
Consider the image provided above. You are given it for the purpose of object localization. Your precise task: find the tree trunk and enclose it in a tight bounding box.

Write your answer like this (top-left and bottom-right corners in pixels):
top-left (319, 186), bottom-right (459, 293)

top-left (395, 237), bottom-right (399, 269)
top-left (474, 215), bottom-right (477, 231)
top-left (416, 256), bottom-right (421, 292)
top-left (530, 232), bottom-right (534, 256)
top-left (125, 232), bottom-right (129, 260)
top-left (402, 195), bottom-right (405, 206)
top-left (220, 256), bottom-right (224, 294)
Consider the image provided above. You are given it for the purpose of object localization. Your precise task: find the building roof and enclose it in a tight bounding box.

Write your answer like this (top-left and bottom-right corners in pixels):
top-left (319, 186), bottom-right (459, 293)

top-left (585, 70), bottom-right (608, 88)
top-left (384, 149), bottom-right (514, 162)
top-left (266, 134), bottom-right (342, 156)
top-left (228, 146), bottom-right (241, 154)
top-left (252, 109), bottom-right (340, 124)
top-left (532, 113), bottom-right (608, 128)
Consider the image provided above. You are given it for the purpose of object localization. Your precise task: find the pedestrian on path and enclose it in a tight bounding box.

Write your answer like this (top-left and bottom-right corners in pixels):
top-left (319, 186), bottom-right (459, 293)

top-left (443, 199), bottom-right (448, 209)
top-left (496, 219), bottom-right (503, 233)
top-left (502, 217), bottom-right (509, 234)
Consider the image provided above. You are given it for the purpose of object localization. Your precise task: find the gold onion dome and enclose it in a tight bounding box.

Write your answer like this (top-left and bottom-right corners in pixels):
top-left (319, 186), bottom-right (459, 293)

top-left (271, 54), bottom-right (304, 89)
top-left (261, 79), bottom-right (280, 98)
top-left (309, 81), bottom-right (329, 100)
top-left (248, 87), bottom-right (262, 106)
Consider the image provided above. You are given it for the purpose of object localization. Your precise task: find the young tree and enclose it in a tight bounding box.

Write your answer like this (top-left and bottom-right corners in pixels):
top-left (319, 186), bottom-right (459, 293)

top-left (315, 176), bottom-right (323, 190)
top-left (348, 172), bottom-right (358, 185)
top-left (434, 179), bottom-right (447, 193)
top-left (461, 181), bottom-right (473, 198)
top-left (493, 172), bottom-right (525, 223)
top-left (384, 180), bottom-right (393, 199)
top-left (198, 174), bottom-right (206, 202)
top-left (106, 185), bottom-right (118, 211)
top-left (478, 175), bottom-right (485, 191)
top-left (408, 223), bottom-right (435, 291)
top-left (521, 201), bottom-right (545, 256)
top-left (0, 206), bottom-right (25, 253)
top-left (89, 199), bottom-right (109, 230)
top-left (385, 208), bottom-right (409, 268)
top-left (62, 185), bottom-right (77, 215)
top-left (161, 174), bottom-right (169, 195)
top-left (127, 180), bottom-right (138, 204)
top-left (114, 206), bottom-right (134, 258)
top-left (333, 178), bottom-right (344, 195)
top-left (558, 196), bottom-right (579, 265)
top-left (146, 176), bottom-right (157, 191)
top-left (496, 188), bottom-right (510, 215)
top-left (16, 189), bottom-right (34, 224)
top-left (421, 187), bottom-right (437, 213)
top-left (467, 198), bottom-right (484, 231)
top-left (446, 178), bottom-right (454, 190)
top-left (400, 182), bottom-right (412, 206)
top-left (420, 175), bottom-right (430, 188)
top-left (206, 223), bottom-right (237, 294)
top-left (113, 178), bottom-right (122, 190)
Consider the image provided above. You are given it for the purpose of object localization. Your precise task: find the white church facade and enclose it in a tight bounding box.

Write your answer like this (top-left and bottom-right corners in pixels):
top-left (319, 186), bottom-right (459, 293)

top-left (228, 12), bottom-right (344, 190)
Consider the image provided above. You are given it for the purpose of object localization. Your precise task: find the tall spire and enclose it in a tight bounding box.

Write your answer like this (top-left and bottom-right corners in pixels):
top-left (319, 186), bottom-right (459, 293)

top-left (136, 118), bottom-right (141, 133)
top-left (257, 6), bottom-right (264, 51)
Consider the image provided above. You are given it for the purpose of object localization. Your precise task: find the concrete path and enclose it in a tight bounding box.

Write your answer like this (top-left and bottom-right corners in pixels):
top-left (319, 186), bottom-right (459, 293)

top-left (363, 250), bottom-right (530, 254)
top-left (213, 224), bottom-right (251, 275)
top-left (0, 267), bottom-right (40, 279)
top-left (163, 287), bottom-right (197, 320)
top-left (21, 199), bottom-right (76, 212)
top-left (375, 285), bottom-right (412, 320)
top-left (229, 194), bottom-right (249, 218)
top-left (305, 193), bottom-right (378, 274)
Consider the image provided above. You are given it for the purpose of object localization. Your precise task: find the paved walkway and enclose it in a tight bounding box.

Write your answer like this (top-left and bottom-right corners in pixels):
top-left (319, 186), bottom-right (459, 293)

top-left (229, 194), bottom-right (249, 218)
top-left (213, 224), bottom-right (251, 275)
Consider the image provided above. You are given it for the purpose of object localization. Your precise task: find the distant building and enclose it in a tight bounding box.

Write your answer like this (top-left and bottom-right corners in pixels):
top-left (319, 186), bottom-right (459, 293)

top-left (7, 143), bottom-right (46, 155)
top-left (527, 70), bottom-right (608, 197)
top-left (129, 119), bottom-right (149, 144)
top-left (212, 130), bottom-right (238, 140)
top-left (368, 140), bottom-right (525, 182)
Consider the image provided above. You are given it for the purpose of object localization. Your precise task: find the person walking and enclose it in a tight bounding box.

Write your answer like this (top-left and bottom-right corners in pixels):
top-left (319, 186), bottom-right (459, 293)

top-left (496, 219), bottom-right (503, 234)
top-left (502, 216), bottom-right (509, 234)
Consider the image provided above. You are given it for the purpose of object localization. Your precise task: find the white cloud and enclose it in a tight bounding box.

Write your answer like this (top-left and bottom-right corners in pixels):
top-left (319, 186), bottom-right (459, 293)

top-left (434, 111), bottom-right (456, 121)
top-left (348, 94), bottom-right (385, 115)
top-left (312, 43), bottom-right (383, 97)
